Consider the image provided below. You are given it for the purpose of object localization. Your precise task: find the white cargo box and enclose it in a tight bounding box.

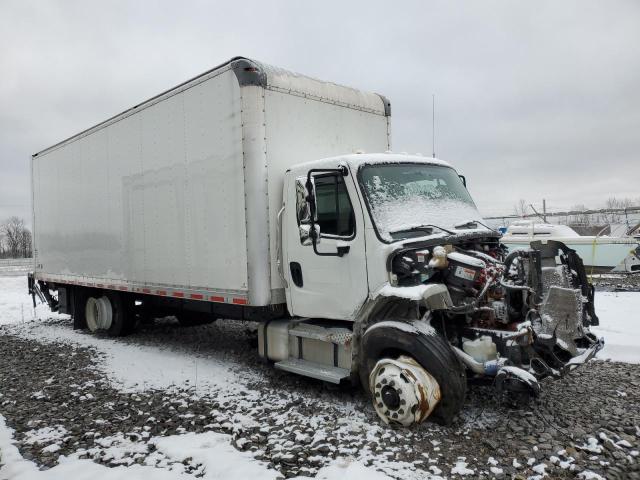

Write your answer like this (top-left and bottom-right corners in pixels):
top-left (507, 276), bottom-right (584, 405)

top-left (32, 57), bottom-right (391, 306)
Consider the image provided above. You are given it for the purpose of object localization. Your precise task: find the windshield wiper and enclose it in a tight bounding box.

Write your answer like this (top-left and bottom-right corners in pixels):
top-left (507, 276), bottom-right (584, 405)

top-left (390, 224), bottom-right (455, 236)
top-left (454, 219), bottom-right (498, 233)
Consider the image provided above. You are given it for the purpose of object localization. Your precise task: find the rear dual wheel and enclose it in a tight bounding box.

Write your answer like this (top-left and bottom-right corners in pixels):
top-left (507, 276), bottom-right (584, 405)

top-left (84, 291), bottom-right (128, 336)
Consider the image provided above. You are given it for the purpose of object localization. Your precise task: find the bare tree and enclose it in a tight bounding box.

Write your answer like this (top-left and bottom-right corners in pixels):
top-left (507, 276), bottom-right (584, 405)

top-left (568, 204), bottom-right (591, 226)
top-left (19, 228), bottom-right (32, 258)
top-left (598, 197), bottom-right (635, 225)
top-left (0, 217), bottom-right (32, 258)
top-left (513, 199), bottom-right (528, 218)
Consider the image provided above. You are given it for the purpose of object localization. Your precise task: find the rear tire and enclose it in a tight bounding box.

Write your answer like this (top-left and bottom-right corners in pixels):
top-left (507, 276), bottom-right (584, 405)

top-left (360, 322), bottom-right (467, 425)
top-left (105, 291), bottom-right (128, 337)
top-left (83, 291), bottom-right (129, 337)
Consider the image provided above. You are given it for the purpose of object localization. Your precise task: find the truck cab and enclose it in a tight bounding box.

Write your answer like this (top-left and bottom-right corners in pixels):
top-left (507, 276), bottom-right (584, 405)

top-left (283, 153), bottom-right (482, 321)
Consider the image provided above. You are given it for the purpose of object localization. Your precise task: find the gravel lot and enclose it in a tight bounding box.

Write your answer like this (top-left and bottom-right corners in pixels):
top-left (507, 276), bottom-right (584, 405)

top-left (1, 315), bottom-right (639, 479)
top-left (591, 273), bottom-right (640, 292)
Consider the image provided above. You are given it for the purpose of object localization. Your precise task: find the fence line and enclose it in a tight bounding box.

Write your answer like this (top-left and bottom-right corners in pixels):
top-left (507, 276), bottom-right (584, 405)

top-left (484, 206), bottom-right (640, 221)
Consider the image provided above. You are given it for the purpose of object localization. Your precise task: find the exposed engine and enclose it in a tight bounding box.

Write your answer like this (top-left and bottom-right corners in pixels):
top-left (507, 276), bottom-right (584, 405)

top-left (388, 236), bottom-right (603, 393)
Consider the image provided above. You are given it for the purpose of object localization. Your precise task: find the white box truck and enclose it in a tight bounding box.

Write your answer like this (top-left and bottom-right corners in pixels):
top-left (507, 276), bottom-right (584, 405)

top-left (30, 57), bottom-right (603, 426)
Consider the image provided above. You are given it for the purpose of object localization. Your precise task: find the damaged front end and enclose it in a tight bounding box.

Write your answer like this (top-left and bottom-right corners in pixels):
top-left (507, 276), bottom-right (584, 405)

top-left (387, 236), bottom-right (604, 400)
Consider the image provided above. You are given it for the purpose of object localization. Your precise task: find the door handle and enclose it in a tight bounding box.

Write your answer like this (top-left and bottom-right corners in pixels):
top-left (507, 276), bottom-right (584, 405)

top-left (336, 245), bottom-right (350, 257)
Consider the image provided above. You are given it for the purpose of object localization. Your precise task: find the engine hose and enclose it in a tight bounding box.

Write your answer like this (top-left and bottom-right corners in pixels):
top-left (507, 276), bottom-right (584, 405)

top-left (501, 249), bottom-right (534, 292)
top-left (448, 303), bottom-right (493, 314)
top-left (499, 279), bottom-right (533, 292)
top-left (459, 248), bottom-right (503, 266)
top-left (473, 271), bottom-right (499, 307)
top-left (503, 248), bottom-right (528, 272)
top-left (452, 346), bottom-right (505, 376)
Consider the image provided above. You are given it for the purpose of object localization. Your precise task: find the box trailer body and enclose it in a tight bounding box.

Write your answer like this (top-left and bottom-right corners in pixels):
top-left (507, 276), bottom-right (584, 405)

top-left (31, 57), bottom-right (603, 427)
top-left (31, 57), bottom-right (390, 307)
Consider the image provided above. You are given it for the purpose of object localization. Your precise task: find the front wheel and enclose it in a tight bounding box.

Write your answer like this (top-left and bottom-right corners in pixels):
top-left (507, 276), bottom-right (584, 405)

top-left (369, 355), bottom-right (441, 426)
top-left (360, 321), bottom-right (467, 426)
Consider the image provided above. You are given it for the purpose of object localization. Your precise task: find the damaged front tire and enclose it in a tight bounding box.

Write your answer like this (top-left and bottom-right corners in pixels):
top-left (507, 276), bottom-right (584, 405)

top-left (369, 355), bottom-right (441, 426)
top-left (360, 321), bottom-right (467, 426)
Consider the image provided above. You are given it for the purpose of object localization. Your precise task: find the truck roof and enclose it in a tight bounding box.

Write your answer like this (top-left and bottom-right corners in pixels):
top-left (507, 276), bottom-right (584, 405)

top-left (291, 153), bottom-right (454, 173)
top-left (33, 56), bottom-right (390, 157)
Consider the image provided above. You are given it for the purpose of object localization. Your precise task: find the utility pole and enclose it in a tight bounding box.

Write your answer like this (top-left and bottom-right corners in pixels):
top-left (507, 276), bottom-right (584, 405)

top-left (542, 199), bottom-right (547, 222)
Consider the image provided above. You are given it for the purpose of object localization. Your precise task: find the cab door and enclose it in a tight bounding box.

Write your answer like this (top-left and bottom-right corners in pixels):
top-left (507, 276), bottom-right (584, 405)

top-left (283, 165), bottom-right (368, 320)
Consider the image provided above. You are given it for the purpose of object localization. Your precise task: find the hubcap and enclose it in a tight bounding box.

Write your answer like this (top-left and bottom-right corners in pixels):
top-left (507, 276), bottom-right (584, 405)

top-left (369, 355), bottom-right (441, 427)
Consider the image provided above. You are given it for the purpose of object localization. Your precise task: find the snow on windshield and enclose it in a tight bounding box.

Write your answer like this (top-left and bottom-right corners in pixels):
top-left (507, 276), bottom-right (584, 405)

top-left (360, 163), bottom-right (484, 241)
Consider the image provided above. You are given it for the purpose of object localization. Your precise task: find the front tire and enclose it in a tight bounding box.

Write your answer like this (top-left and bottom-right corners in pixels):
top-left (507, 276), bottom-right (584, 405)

top-left (369, 355), bottom-right (441, 426)
top-left (360, 321), bottom-right (467, 425)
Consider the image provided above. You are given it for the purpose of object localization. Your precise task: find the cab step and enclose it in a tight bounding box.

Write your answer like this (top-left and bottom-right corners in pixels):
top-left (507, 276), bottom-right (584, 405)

top-left (274, 358), bottom-right (350, 384)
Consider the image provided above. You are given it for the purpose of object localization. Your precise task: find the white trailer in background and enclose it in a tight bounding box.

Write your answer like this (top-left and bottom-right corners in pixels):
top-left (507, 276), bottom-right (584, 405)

top-left (31, 57), bottom-right (603, 427)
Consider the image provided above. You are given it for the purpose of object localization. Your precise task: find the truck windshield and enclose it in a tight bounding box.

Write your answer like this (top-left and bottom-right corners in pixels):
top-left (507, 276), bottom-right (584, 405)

top-left (359, 163), bottom-right (484, 242)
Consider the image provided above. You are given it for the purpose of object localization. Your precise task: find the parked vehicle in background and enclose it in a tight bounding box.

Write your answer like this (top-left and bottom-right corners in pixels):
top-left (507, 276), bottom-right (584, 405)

top-left (29, 57), bottom-right (603, 426)
top-left (501, 220), bottom-right (640, 273)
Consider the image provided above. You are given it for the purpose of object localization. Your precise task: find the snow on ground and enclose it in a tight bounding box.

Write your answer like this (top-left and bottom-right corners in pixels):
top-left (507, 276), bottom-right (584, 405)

top-left (0, 275), bottom-right (242, 393)
top-left (0, 275), bottom-right (66, 326)
top-left (0, 415), bottom-right (388, 480)
top-left (0, 273), bottom-right (404, 479)
top-left (16, 319), bottom-right (242, 394)
top-left (1, 270), bottom-right (639, 479)
top-left (591, 291), bottom-right (640, 363)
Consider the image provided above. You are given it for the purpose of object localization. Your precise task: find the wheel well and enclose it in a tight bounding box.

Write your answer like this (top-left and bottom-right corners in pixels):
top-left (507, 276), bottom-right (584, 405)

top-left (376, 348), bottom-right (411, 362)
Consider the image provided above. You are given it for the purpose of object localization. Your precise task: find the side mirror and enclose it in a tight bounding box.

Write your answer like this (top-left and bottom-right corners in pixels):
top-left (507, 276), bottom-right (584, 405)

top-left (295, 179), bottom-right (311, 224)
top-left (299, 224), bottom-right (321, 246)
top-left (296, 176), bottom-right (321, 246)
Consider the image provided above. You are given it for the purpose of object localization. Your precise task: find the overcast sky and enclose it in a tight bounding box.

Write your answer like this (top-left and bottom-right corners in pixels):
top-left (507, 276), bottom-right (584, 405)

top-left (1, 0), bottom-right (639, 224)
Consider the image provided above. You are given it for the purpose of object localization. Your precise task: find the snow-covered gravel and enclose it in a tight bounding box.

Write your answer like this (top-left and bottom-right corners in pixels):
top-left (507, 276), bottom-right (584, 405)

top-left (1, 272), bottom-right (639, 479)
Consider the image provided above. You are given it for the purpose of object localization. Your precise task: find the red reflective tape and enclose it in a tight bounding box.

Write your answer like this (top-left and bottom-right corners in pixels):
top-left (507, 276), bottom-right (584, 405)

top-left (142, 288), bottom-right (151, 294)
top-left (172, 292), bottom-right (185, 298)
top-left (106, 285), bottom-right (115, 289)
top-left (118, 286), bottom-right (128, 291)
top-left (157, 290), bottom-right (167, 296)
top-left (210, 296), bottom-right (225, 303)
top-left (232, 298), bottom-right (247, 305)
top-left (190, 294), bottom-right (203, 300)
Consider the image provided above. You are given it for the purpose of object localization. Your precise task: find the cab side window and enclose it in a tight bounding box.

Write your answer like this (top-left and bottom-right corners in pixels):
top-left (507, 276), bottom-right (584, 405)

top-left (313, 174), bottom-right (355, 237)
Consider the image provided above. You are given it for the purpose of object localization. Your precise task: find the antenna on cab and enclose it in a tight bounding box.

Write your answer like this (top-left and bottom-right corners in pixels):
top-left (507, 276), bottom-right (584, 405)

top-left (432, 94), bottom-right (436, 158)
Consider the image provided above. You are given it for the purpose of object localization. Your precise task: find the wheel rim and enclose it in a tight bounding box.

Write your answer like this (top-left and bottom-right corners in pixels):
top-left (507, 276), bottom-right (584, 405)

top-left (85, 297), bottom-right (99, 332)
top-left (369, 355), bottom-right (441, 426)
top-left (85, 296), bottom-right (113, 332)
